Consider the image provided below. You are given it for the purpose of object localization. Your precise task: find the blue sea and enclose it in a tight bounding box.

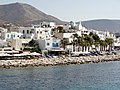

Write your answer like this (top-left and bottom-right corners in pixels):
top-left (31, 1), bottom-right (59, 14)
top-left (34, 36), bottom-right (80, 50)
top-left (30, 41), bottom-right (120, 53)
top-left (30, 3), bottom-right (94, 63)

top-left (0, 61), bottom-right (120, 90)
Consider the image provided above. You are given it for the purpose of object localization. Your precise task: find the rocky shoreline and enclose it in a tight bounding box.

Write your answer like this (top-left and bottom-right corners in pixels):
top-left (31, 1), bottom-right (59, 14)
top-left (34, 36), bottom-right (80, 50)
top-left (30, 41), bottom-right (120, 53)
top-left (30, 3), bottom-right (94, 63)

top-left (0, 55), bottom-right (120, 68)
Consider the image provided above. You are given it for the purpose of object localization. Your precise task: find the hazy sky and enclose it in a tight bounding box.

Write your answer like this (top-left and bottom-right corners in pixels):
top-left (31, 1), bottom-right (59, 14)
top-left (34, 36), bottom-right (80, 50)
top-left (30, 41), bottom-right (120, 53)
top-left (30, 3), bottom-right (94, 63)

top-left (0, 0), bottom-right (120, 21)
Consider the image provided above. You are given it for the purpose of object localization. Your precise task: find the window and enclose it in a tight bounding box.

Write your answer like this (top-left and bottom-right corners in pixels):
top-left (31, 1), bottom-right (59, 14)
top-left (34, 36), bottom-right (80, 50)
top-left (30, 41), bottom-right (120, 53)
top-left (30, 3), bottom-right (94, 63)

top-left (7, 34), bottom-right (9, 38)
top-left (23, 30), bottom-right (25, 34)
top-left (45, 30), bottom-right (47, 32)
top-left (40, 31), bottom-right (42, 34)
top-left (48, 25), bottom-right (50, 27)
top-left (27, 30), bottom-right (29, 34)
top-left (47, 43), bottom-right (50, 46)
top-left (45, 25), bottom-right (47, 27)
top-left (11, 35), bottom-right (14, 39)
top-left (37, 31), bottom-right (39, 34)
top-left (52, 42), bottom-right (59, 47)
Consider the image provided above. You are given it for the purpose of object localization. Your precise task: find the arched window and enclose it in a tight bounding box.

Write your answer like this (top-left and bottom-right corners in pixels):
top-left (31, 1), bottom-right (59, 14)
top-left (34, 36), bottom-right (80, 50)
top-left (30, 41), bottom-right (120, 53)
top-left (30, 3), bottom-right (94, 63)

top-left (7, 34), bottom-right (9, 38)
top-left (23, 30), bottom-right (25, 34)
top-left (48, 24), bottom-right (50, 27)
top-left (27, 30), bottom-right (29, 34)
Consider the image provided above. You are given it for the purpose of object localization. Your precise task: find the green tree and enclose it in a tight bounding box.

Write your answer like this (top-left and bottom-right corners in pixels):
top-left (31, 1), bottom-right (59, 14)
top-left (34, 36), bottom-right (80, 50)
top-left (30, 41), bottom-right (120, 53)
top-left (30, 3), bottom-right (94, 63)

top-left (29, 39), bottom-right (38, 47)
top-left (92, 34), bottom-right (100, 42)
top-left (105, 38), bottom-right (114, 51)
top-left (28, 39), bottom-right (41, 53)
top-left (99, 40), bottom-right (106, 51)
top-left (61, 38), bottom-right (69, 50)
top-left (89, 32), bottom-right (94, 36)
top-left (72, 33), bottom-right (79, 52)
top-left (84, 35), bottom-right (93, 46)
top-left (84, 35), bottom-right (94, 51)
top-left (89, 33), bottom-right (100, 49)
top-left (57, 26), bottom-right (65, 33)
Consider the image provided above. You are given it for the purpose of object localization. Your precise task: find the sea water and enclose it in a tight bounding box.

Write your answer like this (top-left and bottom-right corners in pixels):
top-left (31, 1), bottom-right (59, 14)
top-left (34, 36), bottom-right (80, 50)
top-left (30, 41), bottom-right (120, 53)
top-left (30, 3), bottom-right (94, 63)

top-left (0, 61), bottom-right (120, 90)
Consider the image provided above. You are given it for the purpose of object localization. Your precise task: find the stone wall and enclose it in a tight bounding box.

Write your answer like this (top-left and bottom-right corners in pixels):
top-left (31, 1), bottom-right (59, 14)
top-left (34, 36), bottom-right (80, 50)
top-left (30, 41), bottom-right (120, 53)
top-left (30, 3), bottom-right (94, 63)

top-left (0, 55), bottom-right (120, 68)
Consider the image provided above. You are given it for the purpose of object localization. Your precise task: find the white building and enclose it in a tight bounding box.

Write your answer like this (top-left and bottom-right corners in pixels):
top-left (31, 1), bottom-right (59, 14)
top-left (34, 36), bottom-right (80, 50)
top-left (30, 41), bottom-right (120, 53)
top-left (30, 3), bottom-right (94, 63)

top-left (0, 40), bottom-right (7, 47)
top-left (1, 32), bottom-right (22, 40)
top-left (76, 27), bottom-right (89, 36)
top-left (55, 33), bottom-right (75, 43)
top-left (114, 37), bottom-right (120, 49)
top-left (75, 22), bottom-right (83, 30)
top-left (69, 21), bottom-right (75, 29)
top-left (0, 27), bottom-right (7, 39)
top-left (39, 21), bottom-right (56, 29)
top-left (32, 25), bottom-right (53, 40)
top-left (19, 27), bottom-right (34, 39)
top-left (89, 29), bottom-right (116, 40)
top-left (105, 31), bottom-right (116, 40)
top-left (19, 22), bottom-right (54, 40)
top-left (75, 22), bottom-right (90, 36)
top-left (7, 39), bottom-right (22, 51)
top-left (0, 27), bottom-right (7, 32)
top-left (37, 38), bottom-right (60, 50)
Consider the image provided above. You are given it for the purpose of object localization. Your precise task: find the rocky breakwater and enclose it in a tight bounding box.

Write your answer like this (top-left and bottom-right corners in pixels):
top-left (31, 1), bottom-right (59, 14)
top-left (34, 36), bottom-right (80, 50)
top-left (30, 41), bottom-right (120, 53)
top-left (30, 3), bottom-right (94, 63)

top-left (0, 55), bottom-right (120, 68)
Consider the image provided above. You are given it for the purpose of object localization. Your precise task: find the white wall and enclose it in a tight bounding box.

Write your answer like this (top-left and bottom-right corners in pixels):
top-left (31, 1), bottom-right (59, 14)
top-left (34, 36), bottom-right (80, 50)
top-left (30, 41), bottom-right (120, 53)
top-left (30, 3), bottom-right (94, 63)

top-left (7, 39), bottom-right (22, 51)
top-left (34, 27), bottom-right (52, 39)
top-left (19, 27), bottom-right (34, 39)
top-left (19, 26), bottom-right (53, 40)
top-left (37, 39), bottom-right (46, 50)
top-left (37, 38), bottom-right (60, 50)
top-left (5, 32), bottom-right (22, 40)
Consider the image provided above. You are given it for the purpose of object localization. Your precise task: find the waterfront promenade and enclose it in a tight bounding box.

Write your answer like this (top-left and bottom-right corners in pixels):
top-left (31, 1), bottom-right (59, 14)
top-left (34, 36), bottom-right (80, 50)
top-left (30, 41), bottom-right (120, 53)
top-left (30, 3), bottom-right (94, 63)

top-left (0, 54), bottom-right (120, 68)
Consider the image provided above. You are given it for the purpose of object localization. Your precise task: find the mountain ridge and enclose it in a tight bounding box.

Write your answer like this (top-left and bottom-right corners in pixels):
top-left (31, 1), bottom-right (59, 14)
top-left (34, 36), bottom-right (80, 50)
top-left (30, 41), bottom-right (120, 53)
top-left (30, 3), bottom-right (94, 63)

top-left (82, 19), bottom-right (120, 33)
top-left (0, 3), bottom-right (120, 33)
top-left (0, 2), bottom-right (65, 25)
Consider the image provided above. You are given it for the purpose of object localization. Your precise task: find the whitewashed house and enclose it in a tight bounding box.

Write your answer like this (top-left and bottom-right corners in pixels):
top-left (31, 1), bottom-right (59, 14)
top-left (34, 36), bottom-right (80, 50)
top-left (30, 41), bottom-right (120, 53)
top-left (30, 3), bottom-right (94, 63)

top-left (39, 21), bottom-right (56, 29)
top-left (1, 32), bottom-right (22, 40)
top-left (0, 27), bottom-right (7, 40)
top-left (32, 25), bottom-right (53, 40)
top-left (37, 38), bottom-right (60, 50)
top-left (19, 27), bottom-right (34, 39)
top-left (19, 22), bottom-right (55, 40)
top-left (37, 38), bottom-right (64, 56)
top-left (54, 33), bottom-right (75, 43)
top-left (89, 29), bottom-right (116, 40)
top-left (7, 39), bottom-right (23, 51)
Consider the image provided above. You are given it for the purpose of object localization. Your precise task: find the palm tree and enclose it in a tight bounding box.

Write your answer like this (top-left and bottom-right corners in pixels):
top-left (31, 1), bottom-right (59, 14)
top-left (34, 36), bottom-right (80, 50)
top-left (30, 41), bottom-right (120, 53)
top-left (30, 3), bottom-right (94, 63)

top-left (90, 33), bottom-right (100, 51)
top-left (77, 36), bottom-right (83, 52)
top-left (99, 40), bottom-right (106, 51)
top-left (72, 33), bottom-right (79, 52)
top-left (92, 34), bottom-right (100, 42)
top-left (105, 38), bottom-right (114, 51)
top-left (72, 34), bottom-right (94, 52)
top-left (84, 35), bottom-right (94, 52)
top-left (61, 38), bottom-right (69, 50)
top-left (73, 33), bottom-right (79, 38)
